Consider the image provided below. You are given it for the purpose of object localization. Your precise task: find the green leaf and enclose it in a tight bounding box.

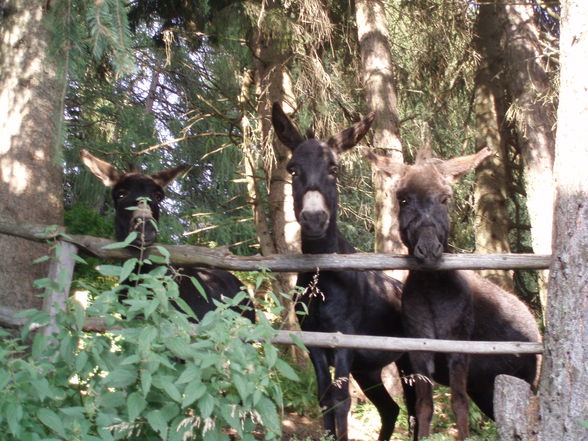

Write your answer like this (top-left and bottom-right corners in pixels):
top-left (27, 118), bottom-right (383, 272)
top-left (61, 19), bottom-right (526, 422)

top-left (6, 401), bottom-right (22, 436)
top-left (103, 367), bottom-right (137, 388)
top-left (146, 409), bottom-right (168, 440)
top-left (161, 379), bottom-right (182, 402)
top-left (119, 258), bottom-right (138, 283)
top-left (32, 255), bottom-right (51, 264)
top-left (141, 370), bottom-right (152, 396)
top-left (172, 297), bottom-right (197, 321)
top-left (96, 265), bottom-right (121, 277)
top-left (165, 337), bottom-right (193, 359)
top-left (177, 365), bottom-right (201, 385)
top-left (127, 392), bottom-right (147, 421)
top-left (198, 393), bottom-right (215, 419)
top-left (38, 408), bottom-right (66, 437)
top-left (232, 374), bottom-right (249, 401)
top-left (189, 277), bottom-right (208, 300)
top-left (155, 245), bottom-right (170, 263)
top-left (182, 382), bottom-right (206, 408)
top-left (148, 254), bottom-right (169, 264)
top-left (255, 396), bottom-right (280, 435)
top-left (72, 254), bottom-right (89, 265)
top-left (75, 350), bottom-right (89, 372)
top-left (275, 359), bottom-right (299, 381)
top-left (102, 232), bottom-right (138, 249)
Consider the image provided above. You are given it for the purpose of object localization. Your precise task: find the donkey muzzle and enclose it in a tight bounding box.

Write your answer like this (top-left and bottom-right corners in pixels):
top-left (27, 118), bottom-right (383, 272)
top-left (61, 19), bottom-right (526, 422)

top-left (130, 202), bottom-right (158, 246)
top-left (299, 191), bottom-right (330, 238)
top-left (413, 227), bottom-right (444, 267)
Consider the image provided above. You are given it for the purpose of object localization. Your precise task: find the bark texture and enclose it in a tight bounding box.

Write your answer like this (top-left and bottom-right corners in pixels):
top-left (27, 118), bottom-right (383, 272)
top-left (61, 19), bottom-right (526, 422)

top-left (0, 0), bottom-right (65, 310)
top-left (473, 3), bottom-right (514, 291)
top-left (355, 0), bottom-right (406, 280)
top-left (248, 7), bottom-right (300, 340)
top-left (537, 2), bottom-right (588, 438)
top-left (498, 0), bottom-right (556, 309)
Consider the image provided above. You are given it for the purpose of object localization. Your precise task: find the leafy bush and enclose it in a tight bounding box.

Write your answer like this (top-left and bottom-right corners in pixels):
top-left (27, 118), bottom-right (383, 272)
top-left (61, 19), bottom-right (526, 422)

top-left (0, 242), bottom-right (296, 441)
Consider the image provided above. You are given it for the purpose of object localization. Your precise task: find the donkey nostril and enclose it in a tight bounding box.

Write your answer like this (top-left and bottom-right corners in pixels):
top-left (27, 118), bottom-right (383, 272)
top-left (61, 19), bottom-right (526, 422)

top-left (300, 210), bottom-right (329, 233)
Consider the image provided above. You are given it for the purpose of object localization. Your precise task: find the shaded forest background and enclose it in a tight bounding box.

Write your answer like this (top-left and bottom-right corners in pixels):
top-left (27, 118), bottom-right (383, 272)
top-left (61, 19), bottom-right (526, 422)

top-left (48, 0), bottom-right (558, 317)
top-left (4, 1), bottom-right (588, 441)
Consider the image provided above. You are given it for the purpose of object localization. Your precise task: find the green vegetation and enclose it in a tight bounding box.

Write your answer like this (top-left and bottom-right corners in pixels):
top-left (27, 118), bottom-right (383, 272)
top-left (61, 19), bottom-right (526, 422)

top-left (0, 243), bottom-right (295, 441)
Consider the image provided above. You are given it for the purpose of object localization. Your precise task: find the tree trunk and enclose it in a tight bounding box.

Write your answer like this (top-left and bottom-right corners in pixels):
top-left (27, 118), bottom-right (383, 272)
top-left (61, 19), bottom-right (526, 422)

top-left (0, 0), bottom-right (65, 310)
top-left (498, 0), bottom-right (557, 312)
top-left (355, 0), bottom-right (406, 280)
top-left (537, 1), bottom-right (588, 439)
top-left (239, 68), bottom-right (276, 257)
top-left (247, 7), bottom-right (301, 339)
top-left (473, 3), bottom-right (514, 291)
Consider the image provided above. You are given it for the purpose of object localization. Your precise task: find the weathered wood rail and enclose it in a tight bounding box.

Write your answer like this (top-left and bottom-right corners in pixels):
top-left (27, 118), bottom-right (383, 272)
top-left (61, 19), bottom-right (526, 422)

top-left (0, 218), bottom-right (551, 272)
top-left (0, 218), bottom-right (548, 355)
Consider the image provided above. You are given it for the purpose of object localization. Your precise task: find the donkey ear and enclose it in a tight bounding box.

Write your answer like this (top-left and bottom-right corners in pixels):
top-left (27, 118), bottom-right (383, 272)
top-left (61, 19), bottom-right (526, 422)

top-left (327, 112), bottom-right (375, 154)
top-left (271, 102), bottom-right (305, 151)
top-left (79, 149), bottom-right (122, 187)
top-left (437, 147), bottom-right (493, 183)
top-left (151, 165), bottom-right (187, 187)
top-left (363, 148), bottom-right (406, 177)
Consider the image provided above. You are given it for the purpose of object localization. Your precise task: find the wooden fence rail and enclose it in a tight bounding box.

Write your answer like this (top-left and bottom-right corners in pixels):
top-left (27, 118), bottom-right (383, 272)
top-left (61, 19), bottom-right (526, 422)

top-left (0, 219), bottom-right (548, 355)
top-left (0, 218), bottom-right (551, 272)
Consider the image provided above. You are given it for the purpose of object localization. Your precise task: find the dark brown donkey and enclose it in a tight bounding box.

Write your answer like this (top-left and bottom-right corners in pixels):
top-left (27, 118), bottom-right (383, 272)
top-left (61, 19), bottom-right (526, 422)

top-left (366, 147), bottom-right (541, 440)
top-left (80, 149), bottom-right (254, 322)
top-left (272, 104), bottom-right (415, 441)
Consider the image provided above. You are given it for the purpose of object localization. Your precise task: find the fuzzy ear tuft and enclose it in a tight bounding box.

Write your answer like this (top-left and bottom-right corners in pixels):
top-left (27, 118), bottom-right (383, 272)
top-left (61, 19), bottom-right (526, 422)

top-left (79, 149), bottom-right (122, 187)
top-left (437, 147), bottom-right (493, 183)
top-left (151, 165), bottom-right (188, 187)
top-left (363, 148), bottom-right (406, 177)
top-left (327, 111), bottom-right (375, 153)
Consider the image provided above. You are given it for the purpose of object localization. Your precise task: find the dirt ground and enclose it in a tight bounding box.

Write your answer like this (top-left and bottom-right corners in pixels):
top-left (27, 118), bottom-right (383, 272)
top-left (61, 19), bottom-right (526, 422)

top-left (279, 364), bottom-right (410, 441)
top-left (281, 411), bottom-right (378, 441)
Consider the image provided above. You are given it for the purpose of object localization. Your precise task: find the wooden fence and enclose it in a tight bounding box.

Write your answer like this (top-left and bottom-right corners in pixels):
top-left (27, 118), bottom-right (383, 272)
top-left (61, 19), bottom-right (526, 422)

top-left (0, 218), bottom-right (548, 355)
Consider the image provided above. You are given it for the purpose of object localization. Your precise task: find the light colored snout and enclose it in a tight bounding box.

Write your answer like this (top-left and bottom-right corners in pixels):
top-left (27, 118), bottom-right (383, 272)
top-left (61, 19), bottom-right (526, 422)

top-left (299, 191), bottom-right (330, 236)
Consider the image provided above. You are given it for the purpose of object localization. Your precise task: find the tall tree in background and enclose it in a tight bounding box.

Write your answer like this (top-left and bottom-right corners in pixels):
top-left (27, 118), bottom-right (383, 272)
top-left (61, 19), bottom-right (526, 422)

top-left (537, 0), bottom-right (588, 437)
top-left (0, 0), bottom-right (66, 310)
top-left (498, 0), bottom-right (557, 311)
top-left (472, 2), bottom-right (514, 291)
top-left (355, 0), bottom-right (406, 278)
top-left (245, 2), bottom-right (301, 332)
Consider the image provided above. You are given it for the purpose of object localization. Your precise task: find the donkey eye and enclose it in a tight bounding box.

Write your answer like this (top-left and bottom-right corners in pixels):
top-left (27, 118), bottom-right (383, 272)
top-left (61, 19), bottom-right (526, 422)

top-left (439, 194), bottom-right (451, 205)
top-left (328, 165), bottom-right (338, 176)
top-left (288, 166), bottom-right (298, 177)
top-left (115, 190), bottom-right (128, 200)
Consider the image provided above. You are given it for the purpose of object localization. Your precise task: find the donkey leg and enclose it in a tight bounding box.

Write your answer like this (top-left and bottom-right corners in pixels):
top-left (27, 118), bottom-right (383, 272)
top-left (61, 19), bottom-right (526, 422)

top-left (395, 354), bottom-right (418, 439)
top-left (331, 349), bottom-right (354, 441)
top-left (409, 352), bottom-right (434, 440)
top-left (353, 369), bottom-right (399, 441)
top-left (309, 348), bottom-right (337, 438)
top-left (448, 354), bottom-right (470, 441)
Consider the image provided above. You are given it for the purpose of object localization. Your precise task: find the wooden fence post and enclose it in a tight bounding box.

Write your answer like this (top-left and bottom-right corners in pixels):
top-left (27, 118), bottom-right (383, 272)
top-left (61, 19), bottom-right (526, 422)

top-left (42, 241), bottom-right (78, 336)
top-left (494, 374), bottom-right (538, 441)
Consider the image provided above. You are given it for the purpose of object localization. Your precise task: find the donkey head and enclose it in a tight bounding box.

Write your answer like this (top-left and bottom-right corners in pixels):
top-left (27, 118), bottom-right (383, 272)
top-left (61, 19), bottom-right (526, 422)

top-left (271, 103), bottom-right (375, 240)
top-left (366, 146), bottom-right (492, 267)
top-left (80, 149), bottom-right (186, 247)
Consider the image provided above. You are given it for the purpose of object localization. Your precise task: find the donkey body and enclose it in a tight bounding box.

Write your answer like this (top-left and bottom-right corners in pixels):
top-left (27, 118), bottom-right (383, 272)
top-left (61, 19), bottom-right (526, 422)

top-left (272, 104), bottom-right (414, 441)
top-left (80, 149), bottom-right (254, 322)
top-left (367, 149), bottom-right (541, 440)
